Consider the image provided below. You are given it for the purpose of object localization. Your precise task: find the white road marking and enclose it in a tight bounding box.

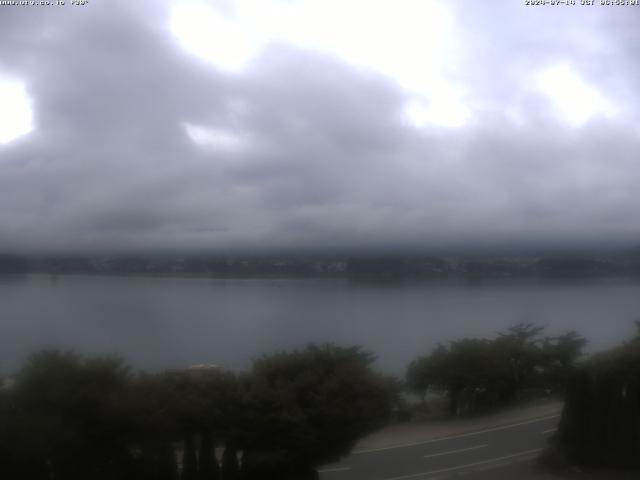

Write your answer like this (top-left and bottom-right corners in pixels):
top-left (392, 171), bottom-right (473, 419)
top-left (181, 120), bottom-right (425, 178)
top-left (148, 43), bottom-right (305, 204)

top-left (382, 448), bottom-right (542, 480)
top-left (353, 414), bottom-right (560, 455)
top-left (542, 428), bottom-right (557, 434)
top-left (317, 466), bottom-right (352, 473)
top-left (423, 444), bottom-right (488, 459)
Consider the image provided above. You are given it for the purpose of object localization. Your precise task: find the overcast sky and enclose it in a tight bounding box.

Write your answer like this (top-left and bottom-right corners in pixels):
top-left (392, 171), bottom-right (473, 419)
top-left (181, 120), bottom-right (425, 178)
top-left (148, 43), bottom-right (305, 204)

top-left (1, 0), bottom-right (639, 254)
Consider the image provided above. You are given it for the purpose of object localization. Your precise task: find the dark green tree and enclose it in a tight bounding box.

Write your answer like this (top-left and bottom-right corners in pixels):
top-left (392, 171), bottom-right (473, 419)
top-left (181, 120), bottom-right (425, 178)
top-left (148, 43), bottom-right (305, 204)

top-left (555, 324), bottom-right (640, 469)
top-left (239, 344), bottom-right (395, 478)
top-left (198, 433), bottom-right (219, 480)
top-left (127, 372), bottom-right (182, 480)
top-left (221, 445), bottom-right (240, 480)
top-left (540, 331), bottom-right (587, 392)
top-left (406, 344), bottom-right (447, 402)
top-left (10, 350), bottom-right (135, 480)
top-left (495, 323), bottom-right (545, 391)
top-left (128, 369), bottom-right (240, 480)
top-left (182, 435), bottom-right (198, 480)
top-left (407, 324), bottom-right (585, 416)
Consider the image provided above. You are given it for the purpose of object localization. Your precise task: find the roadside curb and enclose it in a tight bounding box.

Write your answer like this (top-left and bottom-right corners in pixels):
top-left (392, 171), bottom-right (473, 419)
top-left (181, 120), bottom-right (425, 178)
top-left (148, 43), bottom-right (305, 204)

top-left (352, 401), bottom-right (563, 455)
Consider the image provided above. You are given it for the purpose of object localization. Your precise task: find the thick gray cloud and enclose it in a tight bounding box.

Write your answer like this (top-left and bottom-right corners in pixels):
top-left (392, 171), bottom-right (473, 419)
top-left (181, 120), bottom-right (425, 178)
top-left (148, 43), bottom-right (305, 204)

top-left (0, 0), bottom-right (639, 253)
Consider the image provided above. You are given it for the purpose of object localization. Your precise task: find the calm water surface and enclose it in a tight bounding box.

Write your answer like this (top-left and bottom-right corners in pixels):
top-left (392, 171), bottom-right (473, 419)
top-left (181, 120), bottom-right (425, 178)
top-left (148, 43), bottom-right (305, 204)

top-left (1, 274), bottom-right (639, 375)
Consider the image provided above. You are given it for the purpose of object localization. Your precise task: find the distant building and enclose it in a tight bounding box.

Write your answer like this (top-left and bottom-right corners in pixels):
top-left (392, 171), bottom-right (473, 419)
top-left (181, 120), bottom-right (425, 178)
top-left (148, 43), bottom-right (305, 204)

top-left (186, 363), bottom-right (220, 381)
top-left (0, 376), bottom-right (15, 390)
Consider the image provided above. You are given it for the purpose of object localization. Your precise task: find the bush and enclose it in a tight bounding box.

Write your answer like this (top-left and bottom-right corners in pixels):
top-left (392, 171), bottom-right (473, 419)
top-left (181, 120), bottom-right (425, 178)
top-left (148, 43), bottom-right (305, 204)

top-left (407, 324), bottom-right (586, 416)
top-left (555, 326), bottom-right (640, 470)
top-left (238, 344), bottom-right (396, 477)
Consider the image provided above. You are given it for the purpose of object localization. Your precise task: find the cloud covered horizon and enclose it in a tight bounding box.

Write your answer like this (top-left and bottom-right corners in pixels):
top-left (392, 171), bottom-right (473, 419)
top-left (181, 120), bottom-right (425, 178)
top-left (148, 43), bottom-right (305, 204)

top-left (1, 0), bottom-right (639, 253)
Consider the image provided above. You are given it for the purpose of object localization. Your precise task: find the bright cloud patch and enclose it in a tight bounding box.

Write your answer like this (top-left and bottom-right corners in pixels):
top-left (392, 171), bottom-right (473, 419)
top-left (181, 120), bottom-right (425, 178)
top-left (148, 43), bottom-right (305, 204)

top-left (0, 78), bottom-right (33, 144)
top-left (403, 89), bottom-right (470, 129)
top-left (184, 122), bottom-right (246, 151)
top-left (170, 1), bottom-right (262, 71)
top-left (169, 0), bottom-right (469, 128)
top-left (280, 0), bottom-right (453, 93)
top-left (535, 64), bottom-right (616, 127)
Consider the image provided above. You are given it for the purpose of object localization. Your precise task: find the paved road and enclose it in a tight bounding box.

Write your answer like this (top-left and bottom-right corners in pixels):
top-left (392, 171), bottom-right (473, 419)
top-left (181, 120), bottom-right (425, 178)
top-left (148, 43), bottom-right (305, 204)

top-left (318, 414), bottom-right (560, 480)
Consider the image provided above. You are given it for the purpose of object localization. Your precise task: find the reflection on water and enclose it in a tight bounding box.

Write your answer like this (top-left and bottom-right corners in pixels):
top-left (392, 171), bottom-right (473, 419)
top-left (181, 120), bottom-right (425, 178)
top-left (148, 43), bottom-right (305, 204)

top-left (0, 274), bottom-right (639, 375)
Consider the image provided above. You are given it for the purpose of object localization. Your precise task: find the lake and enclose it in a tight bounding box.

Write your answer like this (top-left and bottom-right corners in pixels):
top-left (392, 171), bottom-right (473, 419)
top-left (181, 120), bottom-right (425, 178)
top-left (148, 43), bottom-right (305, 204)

top-left (1, 274), bottom-right (639, 375)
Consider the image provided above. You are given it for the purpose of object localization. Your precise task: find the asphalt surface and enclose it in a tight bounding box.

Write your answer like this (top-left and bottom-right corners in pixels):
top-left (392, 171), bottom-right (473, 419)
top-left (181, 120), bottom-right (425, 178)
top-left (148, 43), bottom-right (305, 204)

top-left (318, 414), bottom-right (561, 480)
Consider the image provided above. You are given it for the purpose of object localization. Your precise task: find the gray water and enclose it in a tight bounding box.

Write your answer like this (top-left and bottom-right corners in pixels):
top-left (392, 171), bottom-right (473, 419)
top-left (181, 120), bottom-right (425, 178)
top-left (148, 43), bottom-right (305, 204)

top-left (1, 274), bottom-right (639, 375)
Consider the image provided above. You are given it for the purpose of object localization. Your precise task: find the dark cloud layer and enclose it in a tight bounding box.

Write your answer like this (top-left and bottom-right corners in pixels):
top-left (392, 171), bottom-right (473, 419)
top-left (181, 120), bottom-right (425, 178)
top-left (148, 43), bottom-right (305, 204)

top-left (1, 0), bottom-right (639, 253)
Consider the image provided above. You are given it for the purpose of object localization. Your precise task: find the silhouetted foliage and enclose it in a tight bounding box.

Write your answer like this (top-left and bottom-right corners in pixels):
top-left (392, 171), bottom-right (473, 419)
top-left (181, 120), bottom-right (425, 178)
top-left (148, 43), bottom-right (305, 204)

top-left (197, 433), bottom-right (219, 480)
top-left (221, 445), bottom-right (240, 480)
top-left (407, 324), bottom-right (586, 416)
top-left (182, 435), bottom-right (198, 480)
top-left (238, 344), bottom-right (395, 478)
top-left (0, 344), bottom-right (393, 479)
top-left (6, 350), bottom-right (135, 480)
top-left (539, 331), bottom-right (588, 392)
top-left (554, 324), bottom-right (640, 470)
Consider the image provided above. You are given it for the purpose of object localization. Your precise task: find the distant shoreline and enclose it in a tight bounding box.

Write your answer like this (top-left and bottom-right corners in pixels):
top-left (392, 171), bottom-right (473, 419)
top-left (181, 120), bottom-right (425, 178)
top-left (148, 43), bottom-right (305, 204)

top-left (3, 252), bottom-right (640, 282)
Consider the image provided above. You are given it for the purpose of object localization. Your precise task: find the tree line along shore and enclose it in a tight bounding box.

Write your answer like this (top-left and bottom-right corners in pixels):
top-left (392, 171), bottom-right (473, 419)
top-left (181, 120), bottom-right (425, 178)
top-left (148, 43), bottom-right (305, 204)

top-left (1, 322), bottom-right (639, 479)
top-left (4, 252), bottom-right (640, 280)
